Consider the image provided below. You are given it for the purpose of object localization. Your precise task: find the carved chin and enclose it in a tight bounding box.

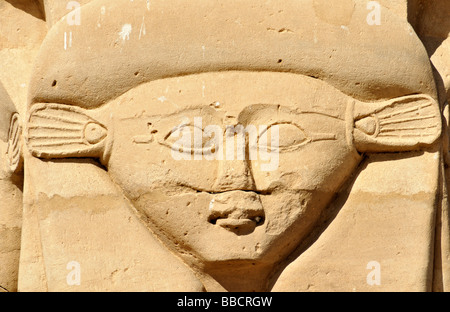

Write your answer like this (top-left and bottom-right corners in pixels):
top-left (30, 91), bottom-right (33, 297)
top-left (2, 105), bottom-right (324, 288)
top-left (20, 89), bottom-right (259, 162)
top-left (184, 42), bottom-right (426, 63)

top-left (124, 188), bottom-right (331, 264)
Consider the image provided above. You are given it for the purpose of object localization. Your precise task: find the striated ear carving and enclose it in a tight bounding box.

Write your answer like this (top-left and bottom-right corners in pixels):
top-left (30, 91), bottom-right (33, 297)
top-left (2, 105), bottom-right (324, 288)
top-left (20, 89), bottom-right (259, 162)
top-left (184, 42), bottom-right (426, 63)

top-left (7, 113), bottom-right (23, 173)
top-left (26, 104), bottom-right (109, 161)
top-left (353, 95), bottom-right (442, 153)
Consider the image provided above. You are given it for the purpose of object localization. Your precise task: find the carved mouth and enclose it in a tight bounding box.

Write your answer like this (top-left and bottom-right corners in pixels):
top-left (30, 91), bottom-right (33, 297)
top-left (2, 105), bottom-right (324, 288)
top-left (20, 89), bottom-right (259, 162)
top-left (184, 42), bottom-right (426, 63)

top-left (191, 190), bottom-right (266, 235)
top-left (209, 213), bottom-right (265, 235)
top-left (214, 217), bottom-right (264, 233)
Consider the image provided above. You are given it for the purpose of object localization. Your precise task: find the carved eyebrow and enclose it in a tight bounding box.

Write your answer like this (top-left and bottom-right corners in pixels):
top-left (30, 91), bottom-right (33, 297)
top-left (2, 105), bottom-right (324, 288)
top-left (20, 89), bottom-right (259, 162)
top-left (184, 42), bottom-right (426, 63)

top-left (119, 104), bottom-right (216, 120)
top-left (292, 111), bottom-right (344, 121)
top-left (309, 132), bottom-right (337, 141)
top-left (238, 105), bottom-right (344, 124)
top-left (260, 123), bottom-right (337, 141)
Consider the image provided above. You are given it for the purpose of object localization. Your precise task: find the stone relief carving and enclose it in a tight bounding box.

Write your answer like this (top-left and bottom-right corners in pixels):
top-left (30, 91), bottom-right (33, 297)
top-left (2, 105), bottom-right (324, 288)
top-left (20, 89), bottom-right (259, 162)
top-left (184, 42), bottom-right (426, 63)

top-left (1, 0), bottom-right (450, 292)
top-left (0, 83), bottom-right (23, 292)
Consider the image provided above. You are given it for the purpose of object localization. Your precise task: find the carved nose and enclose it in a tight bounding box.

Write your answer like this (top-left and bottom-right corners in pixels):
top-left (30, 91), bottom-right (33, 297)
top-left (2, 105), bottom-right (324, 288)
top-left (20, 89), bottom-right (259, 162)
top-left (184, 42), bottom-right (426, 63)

top-left (212, 122), bottom-right (256, 192)
top-left (213, 158), bottom-right (255, 191)
top-left (214, 160), bottom-right (254, 192)
top-left (208, 191), bottom-right (265, 235)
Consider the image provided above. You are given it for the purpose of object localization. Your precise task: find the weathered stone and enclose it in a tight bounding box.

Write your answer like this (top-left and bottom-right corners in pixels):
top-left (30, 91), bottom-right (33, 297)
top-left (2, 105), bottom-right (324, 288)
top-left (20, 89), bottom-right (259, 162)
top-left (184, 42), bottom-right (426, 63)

top-left (1, 0), bottom-right (449, 292)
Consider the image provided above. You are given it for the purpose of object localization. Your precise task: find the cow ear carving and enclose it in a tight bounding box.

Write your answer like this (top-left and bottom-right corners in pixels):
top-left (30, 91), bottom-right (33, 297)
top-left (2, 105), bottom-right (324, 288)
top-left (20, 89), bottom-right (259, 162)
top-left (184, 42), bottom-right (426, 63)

top-left (6, 113), bottom-right (23, 173)
top-left (352, 94), bottom-right (442, 153)
top-left (26, 104), bottom-right (109, 161)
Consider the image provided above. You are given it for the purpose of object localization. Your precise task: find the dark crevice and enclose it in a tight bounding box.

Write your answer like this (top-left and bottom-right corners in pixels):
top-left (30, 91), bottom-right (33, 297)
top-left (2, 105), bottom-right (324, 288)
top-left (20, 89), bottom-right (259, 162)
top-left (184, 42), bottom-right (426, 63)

top-left (408, 0), bottom-right (450, 56)
top-left (5, 0), bottom-right (46, 21)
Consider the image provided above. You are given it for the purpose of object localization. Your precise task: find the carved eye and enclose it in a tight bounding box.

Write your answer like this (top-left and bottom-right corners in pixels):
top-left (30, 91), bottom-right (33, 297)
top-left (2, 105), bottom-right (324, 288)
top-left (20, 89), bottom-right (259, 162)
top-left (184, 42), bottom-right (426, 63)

top-left (164, 124), bottom-right (217, 154)
top-left (258, 123), bottom-right (308, 152)
top-left (276, 124), bottom-right (308, 148)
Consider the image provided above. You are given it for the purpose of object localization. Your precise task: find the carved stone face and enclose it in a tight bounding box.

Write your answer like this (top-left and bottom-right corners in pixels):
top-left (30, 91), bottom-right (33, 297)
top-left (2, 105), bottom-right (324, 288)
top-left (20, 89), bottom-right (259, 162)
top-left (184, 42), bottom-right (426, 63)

top-left (104, 71), bottom-right (362, 265)
top-left (26, 70), bottom-right (441, 268)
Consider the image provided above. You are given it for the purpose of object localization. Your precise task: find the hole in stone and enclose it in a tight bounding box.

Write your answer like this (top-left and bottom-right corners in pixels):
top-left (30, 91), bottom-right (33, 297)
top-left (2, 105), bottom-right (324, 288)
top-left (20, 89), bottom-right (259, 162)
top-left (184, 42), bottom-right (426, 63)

top-left (52, 80), bottom-right (57, 87)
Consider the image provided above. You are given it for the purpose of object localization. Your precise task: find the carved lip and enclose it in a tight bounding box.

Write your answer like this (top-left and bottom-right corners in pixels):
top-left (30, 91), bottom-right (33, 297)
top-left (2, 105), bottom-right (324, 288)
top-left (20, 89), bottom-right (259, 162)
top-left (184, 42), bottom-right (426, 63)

top-left (211, 216), bottom-right (264, 235)
top-left (206, 190), bottom-right (265, 235)
top-left (217, 218), bottom-right (256, 227)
